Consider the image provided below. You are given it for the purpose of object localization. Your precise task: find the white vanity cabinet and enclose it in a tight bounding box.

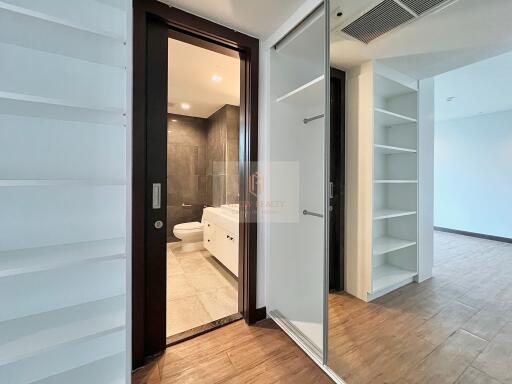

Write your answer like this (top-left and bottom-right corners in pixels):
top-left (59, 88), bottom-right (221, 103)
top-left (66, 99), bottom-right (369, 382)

top-left (203, 213), bottom-right (239, 277)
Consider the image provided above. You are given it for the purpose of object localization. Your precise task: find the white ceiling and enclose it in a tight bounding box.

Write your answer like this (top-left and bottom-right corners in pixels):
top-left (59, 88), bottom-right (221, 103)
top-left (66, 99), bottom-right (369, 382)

top-left (331, 0), bottom-right (512, 79)
top-left (160, 0), bottom-right (307, 38)
top-left (435, 50), bottom-right (512, 121)
top-left (168, 38), bottom-right (240, 118)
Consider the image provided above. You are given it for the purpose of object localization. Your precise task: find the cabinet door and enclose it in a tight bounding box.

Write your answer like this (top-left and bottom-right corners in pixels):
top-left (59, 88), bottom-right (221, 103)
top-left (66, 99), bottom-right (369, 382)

top-left (220, 232), bottom-right (238, 277)
top-left (203, 221), bottom-right (217, 254)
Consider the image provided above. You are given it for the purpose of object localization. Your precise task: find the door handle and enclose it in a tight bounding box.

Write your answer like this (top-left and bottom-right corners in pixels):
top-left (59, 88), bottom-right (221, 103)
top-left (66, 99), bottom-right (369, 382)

top-left (303, 210), bottom-right (323, 218)
top-left (152, 183), bottom-right (161, 209)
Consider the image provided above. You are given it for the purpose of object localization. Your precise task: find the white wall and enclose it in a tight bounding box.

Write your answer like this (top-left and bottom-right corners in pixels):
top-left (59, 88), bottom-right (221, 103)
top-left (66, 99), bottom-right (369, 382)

top-left (434, 109), bottom-right (512, 238)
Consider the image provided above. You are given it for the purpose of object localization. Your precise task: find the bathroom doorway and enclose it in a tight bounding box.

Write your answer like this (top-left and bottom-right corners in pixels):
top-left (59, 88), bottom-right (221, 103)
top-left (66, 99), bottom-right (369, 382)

top-left (166, 37), bottom-right (242, 343)
top-left (132, 1), bottom-right (259, 368)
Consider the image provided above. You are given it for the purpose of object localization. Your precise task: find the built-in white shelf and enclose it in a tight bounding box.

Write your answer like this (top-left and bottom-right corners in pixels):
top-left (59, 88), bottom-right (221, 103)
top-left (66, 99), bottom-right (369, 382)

top-left (372, 264), bottom-right (417, 293)
top-left (0, 295), bottom-right (125, 367)
top-left (374, 144), bottom-right (417, 155)
top-left (32, 353), bottom-right (125, 384)
top-left (276, 75), bottom-right (324, 106)
top-left (374, 107), bottom-right (417, 126)
top-left (373, 236), bottom-right (417, 255)
top-left (373, 209), bottom-right (417, 220)
top-left (0, 238), bottom-right (125, 278)
top-left (374, 180), bottom-right (418, 184)
top-left (0, 179), bottom-right (126, 187)
top-left (0, 2), bottom-right (124, 41)
top-left (0, 91), bottom-right (125, 124)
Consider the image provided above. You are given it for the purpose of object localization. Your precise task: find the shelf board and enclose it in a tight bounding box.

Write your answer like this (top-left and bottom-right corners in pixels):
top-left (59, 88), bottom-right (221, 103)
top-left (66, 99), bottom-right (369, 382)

top-left (0, 2), bottom-right (124, 41)
top-left (374, 209), bottom-right (417, 220)
top-left (373, 236), bottom-right (416, 255)
top-left (0, 179), bottom-right (126, 187)
top-left (0, 91), bottom-right (125, 124)
top-left (0, 295), bottom-right (125, 367)
top-left (374, 74), bottom-right (417, 99)
top-left (374, 180), bottom-right (418, 184)
top-left (276, 75), bottom-right (324, 106)
top-left (374, 107), bottom-right (417, 126)
top-left (0, 238), bottom-right (125, 278)
top-left (372, 264), bottom-right (417, 293)
top-left (374, 144), bottom-right (416, 155)
top-left (32, 352), bottom-right (125, 384)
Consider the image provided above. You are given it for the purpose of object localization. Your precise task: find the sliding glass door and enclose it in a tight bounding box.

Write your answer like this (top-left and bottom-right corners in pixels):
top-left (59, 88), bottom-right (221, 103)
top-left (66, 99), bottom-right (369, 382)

top-left (267, 2), bottom-right (328, 360)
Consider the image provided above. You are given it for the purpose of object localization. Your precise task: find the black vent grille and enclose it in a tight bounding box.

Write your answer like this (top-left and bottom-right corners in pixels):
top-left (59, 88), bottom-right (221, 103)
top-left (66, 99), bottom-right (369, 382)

top-left (399, 0), bottom-right (449, 15)
top-left (342, 0), bottom-right (415, 44)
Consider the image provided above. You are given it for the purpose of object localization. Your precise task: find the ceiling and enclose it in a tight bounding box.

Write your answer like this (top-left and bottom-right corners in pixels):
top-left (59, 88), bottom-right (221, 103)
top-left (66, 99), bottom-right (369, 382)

top-left (160, 0), bottom-right (307, 38)
top-left (168, 39), bottom-right (240, 118)
top-left (331, 0), bottom-right (512, 79)
top-left (435, 50), bottom-right (512, 121)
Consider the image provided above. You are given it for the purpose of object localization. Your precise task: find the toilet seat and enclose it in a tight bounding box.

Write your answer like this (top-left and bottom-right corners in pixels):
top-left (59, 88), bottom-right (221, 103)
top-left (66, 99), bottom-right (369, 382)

top-left (174, 222), bottom-right (203, 231)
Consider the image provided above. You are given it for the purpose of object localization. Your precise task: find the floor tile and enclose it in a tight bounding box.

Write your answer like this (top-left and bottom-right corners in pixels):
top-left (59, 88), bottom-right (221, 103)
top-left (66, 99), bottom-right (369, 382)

top-left (198, 286), bottom-right (238, 321)
top-left (455, 367), bottom-right (502, 384)
top-left (404, 330), bottom-right (488, 384)
top-left (473, 322), bottom-right (512, 383)
top-left (166, 295), bottom-right (212, 336)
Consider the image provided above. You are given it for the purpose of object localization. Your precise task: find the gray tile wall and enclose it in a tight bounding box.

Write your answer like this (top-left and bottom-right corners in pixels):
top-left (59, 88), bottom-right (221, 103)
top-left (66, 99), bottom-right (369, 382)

top-left (167, 114), bottom-right (207, 242)
top-left (206, 105), bottom-right (240, 206)
top-left (167, 106), bottom-right (240, 242)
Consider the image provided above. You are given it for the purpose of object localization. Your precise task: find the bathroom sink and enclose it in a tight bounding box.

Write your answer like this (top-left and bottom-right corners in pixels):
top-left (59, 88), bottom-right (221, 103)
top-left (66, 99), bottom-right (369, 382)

top-left (202, 206), bottom-right (238, 235)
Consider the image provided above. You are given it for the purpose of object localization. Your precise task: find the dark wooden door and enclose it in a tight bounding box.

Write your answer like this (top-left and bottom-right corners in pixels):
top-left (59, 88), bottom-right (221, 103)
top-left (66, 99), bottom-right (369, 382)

top-left (144, 17), bottom-right (168, 356)
top-left (329, 68), bottom-right (346, 292)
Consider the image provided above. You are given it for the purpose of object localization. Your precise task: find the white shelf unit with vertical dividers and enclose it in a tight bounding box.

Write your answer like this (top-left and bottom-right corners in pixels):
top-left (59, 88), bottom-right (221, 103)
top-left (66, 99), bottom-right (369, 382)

top-left (346, 61), bottom-right (419, 302)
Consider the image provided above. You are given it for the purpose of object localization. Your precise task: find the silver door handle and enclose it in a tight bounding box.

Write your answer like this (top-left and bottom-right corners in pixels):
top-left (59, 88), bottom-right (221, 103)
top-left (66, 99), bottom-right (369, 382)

top-left (152, 183), bottom-right (161, 209)
top-left (303, 210), bottom-right (323, 218)
top-left (182, 203), bottom-right (192, 207)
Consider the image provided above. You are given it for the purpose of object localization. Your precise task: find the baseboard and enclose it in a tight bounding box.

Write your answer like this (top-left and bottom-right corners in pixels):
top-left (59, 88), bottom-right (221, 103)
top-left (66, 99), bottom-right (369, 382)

top-left (254, 306), bottom-right (267, 322)
top-left (434, 227), bottom-right (512, 244)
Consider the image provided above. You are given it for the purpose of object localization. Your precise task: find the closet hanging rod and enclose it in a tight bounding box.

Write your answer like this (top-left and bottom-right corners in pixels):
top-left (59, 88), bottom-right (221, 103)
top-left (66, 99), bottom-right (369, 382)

top-left (303, 114), bottom-right (324, 124)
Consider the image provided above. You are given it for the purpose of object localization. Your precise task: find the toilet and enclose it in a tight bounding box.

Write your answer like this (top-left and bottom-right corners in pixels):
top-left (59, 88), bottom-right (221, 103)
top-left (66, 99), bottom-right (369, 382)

top-left (173, 221), bottom-right (204, 252)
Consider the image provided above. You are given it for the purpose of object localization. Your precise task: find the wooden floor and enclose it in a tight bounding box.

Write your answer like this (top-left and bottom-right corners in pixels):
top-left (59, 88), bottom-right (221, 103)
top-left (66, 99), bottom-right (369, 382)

top-left (328, 231), bottom-right (512, 384)
top-left (133, 232), bottom-right (512, 384)
top-left (132, 319), bottom-right (332, 384)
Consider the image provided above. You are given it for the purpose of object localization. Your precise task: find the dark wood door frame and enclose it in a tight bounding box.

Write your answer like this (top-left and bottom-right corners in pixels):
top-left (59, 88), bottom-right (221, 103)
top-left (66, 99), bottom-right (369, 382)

top-left (132, 0), bottom-right (260, 369)
top-left (329, 68), bottom-right (346, 292)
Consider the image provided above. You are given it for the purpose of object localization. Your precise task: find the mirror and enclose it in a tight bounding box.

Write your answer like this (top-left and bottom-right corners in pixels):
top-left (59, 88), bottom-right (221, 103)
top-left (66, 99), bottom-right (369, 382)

top-left (328, 0), bottom-right (512, 383)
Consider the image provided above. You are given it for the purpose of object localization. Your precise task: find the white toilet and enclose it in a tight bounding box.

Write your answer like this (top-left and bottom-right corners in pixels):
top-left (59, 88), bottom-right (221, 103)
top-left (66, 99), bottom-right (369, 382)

top-left (173, 221), bottom-right (204, 252)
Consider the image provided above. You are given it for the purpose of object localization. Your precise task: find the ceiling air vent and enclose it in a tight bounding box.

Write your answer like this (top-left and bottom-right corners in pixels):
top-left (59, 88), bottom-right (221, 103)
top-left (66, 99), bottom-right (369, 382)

top-left (342, 0), bottom-right (414, 44)
top-left (399, 0), bottom-right (450, 15)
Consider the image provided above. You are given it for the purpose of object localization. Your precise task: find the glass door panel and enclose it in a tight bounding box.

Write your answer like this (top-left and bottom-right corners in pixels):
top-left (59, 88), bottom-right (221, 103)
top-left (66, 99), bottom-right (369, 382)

top-left (267, 2), bottom-right (327, 359)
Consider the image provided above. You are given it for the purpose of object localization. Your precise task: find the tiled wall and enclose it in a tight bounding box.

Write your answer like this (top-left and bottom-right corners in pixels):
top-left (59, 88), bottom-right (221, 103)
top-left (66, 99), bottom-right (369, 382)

top-left (167, 114), bottom-right (208, 242)
top-left (167, 105), bottom-right (240, 242)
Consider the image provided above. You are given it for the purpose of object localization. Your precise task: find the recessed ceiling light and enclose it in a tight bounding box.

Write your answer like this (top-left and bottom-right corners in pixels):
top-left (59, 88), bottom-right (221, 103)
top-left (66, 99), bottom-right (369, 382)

top-left (171, 119), bottom-right (178, 122)
top-left (212, 74), bottom-right (223, 82)
top-left (446, 96), bottom-right (456, 102)
top-left (180, 103), bottom-right (190, 110)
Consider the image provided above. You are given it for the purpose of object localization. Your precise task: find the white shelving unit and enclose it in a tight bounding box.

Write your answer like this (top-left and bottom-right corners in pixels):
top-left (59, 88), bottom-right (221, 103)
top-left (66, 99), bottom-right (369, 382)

top-left (346, 61), bottom-right (420, 302)
top-left (0, 0), bottom-right (129, 382)
top-left (371, 68), bottom-right (418, 299)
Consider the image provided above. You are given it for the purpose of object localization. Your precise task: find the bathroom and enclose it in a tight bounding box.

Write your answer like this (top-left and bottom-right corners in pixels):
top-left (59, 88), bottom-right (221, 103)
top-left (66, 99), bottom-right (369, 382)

top-left (166, 37), bottom-right (241, 341)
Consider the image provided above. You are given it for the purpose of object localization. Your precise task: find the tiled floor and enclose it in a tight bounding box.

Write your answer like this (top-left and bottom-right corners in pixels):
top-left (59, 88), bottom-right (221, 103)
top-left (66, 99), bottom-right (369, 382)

top-left (328, 231), bottom-right (512, 384)
top-left (167, 243), bottom-right (238, 337)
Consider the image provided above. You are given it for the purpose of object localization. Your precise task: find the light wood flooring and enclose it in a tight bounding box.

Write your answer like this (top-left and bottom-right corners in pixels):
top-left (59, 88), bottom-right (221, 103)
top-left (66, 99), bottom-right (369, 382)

top-left (132, 319), bottom-right (332, 384)
top-left (328, 231), bottom-right (512, 384)
top-left (135, 232), bottom-right (512, 384)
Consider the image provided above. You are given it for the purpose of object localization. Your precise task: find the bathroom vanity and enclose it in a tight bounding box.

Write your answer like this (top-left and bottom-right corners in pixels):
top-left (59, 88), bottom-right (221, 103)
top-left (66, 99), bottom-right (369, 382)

top-left (202, 205), bottom-right (239, 277)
